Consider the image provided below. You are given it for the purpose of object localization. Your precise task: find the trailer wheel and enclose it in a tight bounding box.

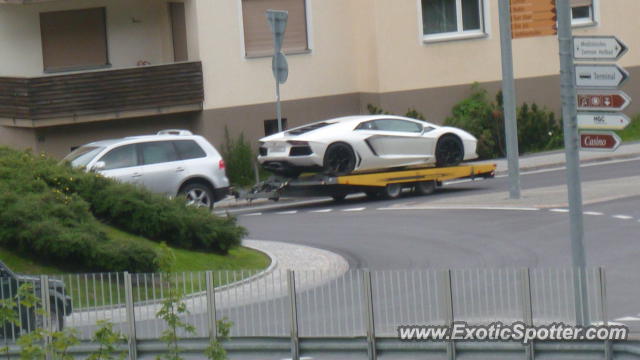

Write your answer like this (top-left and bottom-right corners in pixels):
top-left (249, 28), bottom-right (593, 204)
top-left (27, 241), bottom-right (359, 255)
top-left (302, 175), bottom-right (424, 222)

top-left (381, 183), bottom-right (402, 199)
top-left (414, 180), bottom-right (436, 196)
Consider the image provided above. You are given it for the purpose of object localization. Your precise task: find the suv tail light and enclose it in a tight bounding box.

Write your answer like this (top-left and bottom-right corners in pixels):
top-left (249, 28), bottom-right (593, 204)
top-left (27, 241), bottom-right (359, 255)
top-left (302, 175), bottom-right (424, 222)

top-left (219, 159), bottom-right (225, 169)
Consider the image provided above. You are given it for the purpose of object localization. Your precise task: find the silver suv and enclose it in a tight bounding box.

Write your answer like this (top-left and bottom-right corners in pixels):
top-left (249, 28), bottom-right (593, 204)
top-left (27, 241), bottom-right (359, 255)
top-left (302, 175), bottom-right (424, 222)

top-left (63, 130), bottom-right (229, 208)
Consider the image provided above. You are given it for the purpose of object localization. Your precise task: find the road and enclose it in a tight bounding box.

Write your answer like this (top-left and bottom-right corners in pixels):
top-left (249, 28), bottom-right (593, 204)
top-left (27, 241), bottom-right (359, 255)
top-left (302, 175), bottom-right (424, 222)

top-left (237, 158), bottom-right (640, 324)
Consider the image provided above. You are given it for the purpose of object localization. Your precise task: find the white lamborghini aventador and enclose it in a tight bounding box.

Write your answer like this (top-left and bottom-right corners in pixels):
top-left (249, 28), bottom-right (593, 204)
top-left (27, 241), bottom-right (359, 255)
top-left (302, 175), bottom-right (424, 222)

top-left (257, 115), bottom-right (478, 177)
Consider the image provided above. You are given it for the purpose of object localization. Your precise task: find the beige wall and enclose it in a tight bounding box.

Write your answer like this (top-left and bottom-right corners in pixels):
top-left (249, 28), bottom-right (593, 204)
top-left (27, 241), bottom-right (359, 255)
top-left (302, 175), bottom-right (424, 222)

top-left (0, 0), bottom-right (176, 76)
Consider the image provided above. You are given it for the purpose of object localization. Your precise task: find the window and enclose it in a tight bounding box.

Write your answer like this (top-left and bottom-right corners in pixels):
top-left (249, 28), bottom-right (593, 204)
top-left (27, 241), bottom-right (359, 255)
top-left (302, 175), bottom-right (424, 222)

top-left (571, 0), bottom-right (595, 26)
top-left (169, 3), bottom-right (188, 62)
top-left (140, 141), bottom-right (179, 165)
top-left (40, 8), bottom-right (108, 71)
top-left (264, 118), bottom-right (288, 136)
top-left (173, 140), bottom-right (206, 160)
top-left (421, 0), bottom-right (485, 39)
top-left (241, 0), bottom-right (309, 57)
top-left (372, 119), bottom-right (424, 133)
top-left (100, 145), bottom-right (138, 170)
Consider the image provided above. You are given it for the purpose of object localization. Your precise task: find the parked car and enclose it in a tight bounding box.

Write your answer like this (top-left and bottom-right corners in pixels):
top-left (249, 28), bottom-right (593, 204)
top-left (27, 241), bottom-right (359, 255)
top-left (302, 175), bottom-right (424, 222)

top-left (62, 130), bottom-right (230, 209)
top-left (257, 115), bottom-right (478, 177)
top-left (0, 261), bottom-right (72, 336)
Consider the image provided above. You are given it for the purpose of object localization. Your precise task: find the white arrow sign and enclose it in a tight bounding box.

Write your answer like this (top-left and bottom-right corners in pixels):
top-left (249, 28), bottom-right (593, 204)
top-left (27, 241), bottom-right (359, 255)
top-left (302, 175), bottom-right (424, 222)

top-left (577, 113), bottom-right (631, 130)
top-left (575, 64), bottom-right (628, 88)
top-left (573, 36), bottom-right (628, 61)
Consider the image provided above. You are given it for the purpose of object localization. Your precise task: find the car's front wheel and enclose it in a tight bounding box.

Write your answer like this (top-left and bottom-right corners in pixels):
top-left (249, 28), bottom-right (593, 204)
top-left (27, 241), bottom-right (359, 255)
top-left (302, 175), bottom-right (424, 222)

top-left (323, 142), bottom-right (356, 175)
top-left (181, 183), bottom-right (214, 209)
top-left (435, 134), bottom-right (464, 167)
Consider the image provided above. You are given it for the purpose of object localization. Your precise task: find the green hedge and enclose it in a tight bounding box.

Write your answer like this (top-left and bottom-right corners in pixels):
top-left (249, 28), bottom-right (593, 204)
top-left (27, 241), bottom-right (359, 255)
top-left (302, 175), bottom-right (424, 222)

top-left (0, 147), bottom-right (246, 272)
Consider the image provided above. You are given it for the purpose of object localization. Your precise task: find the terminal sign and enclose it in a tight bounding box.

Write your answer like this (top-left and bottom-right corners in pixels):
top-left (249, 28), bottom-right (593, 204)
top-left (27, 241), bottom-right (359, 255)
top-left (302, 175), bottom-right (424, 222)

top-left (510, 0), bottom-right (557, 39)
top-left (573, 36), bottom-right (627, 61)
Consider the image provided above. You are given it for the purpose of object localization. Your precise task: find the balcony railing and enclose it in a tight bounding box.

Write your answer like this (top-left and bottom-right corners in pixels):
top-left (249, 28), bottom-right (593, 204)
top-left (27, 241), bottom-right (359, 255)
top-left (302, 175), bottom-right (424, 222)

top-left (0, 61), bottom-right (204, 127)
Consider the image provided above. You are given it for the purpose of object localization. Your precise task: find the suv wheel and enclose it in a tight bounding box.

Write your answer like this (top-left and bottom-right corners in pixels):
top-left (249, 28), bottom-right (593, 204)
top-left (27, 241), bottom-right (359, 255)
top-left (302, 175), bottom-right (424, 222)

top-left (181, 183), bottom-right (214, 209)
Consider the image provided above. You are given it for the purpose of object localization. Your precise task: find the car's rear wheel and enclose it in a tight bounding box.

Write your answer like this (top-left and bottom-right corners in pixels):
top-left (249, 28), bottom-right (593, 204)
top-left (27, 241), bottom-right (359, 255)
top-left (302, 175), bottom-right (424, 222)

top-left (414, 180), bottom-right (436, 196)
top-left (323, 142), bottom-right (356, 175)
top-left (181, 183), bottom-right (214, 209)
top-left (435, 134), bottom-right (464, 167)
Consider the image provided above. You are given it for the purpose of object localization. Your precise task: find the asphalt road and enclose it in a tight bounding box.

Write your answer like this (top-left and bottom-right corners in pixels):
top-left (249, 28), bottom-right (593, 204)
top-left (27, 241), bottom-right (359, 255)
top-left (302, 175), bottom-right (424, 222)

top-left (237, 158), bottom-right (640, 324)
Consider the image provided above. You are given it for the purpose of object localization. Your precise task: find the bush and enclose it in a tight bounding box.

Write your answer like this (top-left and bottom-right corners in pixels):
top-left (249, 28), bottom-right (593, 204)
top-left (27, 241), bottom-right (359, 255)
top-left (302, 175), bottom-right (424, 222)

top-left (0, 146), bottom-right (247, 272)
top-left (220, 127), bottom-right (257, 187)
top-left (444, 84), bottom-right (563, 159)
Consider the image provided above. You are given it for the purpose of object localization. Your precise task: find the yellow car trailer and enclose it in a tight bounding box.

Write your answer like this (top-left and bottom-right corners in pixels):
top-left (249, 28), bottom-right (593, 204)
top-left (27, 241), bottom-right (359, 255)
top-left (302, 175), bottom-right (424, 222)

top-left (235, 163), bottom-right (496, 202)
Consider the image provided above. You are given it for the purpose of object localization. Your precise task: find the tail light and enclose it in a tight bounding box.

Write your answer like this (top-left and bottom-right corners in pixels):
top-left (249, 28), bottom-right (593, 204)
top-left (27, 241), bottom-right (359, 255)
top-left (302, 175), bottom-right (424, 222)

top-left (219, 159), bottom-right (225, 169)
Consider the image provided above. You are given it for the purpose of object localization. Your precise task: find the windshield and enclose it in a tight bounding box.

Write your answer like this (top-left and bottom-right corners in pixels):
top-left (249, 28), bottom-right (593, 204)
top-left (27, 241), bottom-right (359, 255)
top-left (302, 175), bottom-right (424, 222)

top-left (62, 146), bottom-right (104, 168)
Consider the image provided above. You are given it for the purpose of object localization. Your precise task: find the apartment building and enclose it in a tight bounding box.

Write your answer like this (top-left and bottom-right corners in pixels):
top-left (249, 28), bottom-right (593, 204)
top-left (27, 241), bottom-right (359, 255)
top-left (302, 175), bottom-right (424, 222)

top-left (0, 0), bottom-right (637, 158)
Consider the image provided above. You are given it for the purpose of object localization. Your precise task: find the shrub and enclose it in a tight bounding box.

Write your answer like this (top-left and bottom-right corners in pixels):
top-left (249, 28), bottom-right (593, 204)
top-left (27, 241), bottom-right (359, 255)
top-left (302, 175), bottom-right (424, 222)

top-left (444, 84), bottom-right (563, 159)
top-left (220, 127), bottom-right (257, 187)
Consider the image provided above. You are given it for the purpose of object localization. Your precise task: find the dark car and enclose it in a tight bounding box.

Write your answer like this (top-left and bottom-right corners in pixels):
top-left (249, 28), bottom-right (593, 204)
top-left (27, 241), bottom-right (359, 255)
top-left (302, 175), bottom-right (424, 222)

top-left (0, 261), bottom-right (72, 338)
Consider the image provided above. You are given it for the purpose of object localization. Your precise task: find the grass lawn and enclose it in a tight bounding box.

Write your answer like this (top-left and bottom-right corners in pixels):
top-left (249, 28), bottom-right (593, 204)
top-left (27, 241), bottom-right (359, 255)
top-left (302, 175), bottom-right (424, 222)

top-left (0, 224), bottom-right (270, 309)
top-left (618, 114), bottom-right (640, 142)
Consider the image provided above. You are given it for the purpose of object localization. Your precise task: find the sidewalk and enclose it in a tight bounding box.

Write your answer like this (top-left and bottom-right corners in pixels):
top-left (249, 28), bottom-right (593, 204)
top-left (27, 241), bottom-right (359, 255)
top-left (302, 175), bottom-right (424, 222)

top-left (482, 140), bottom-right (640, 175)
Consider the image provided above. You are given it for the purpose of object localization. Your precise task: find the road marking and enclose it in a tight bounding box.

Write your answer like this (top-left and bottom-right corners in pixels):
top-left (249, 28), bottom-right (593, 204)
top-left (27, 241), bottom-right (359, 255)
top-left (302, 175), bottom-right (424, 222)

top-left (310, 209), bottom-right (333, 213)
top-left (615, 316), bottom-right (640, 321)
top-left (378, 206), bottom-right (541, 211)
top-left (612, 214), bottom-right (634, 220)
top-left (583, 211), bottom-right (604, 216)
top-left (242, 212), bottom-right (262, 217)
top-left (343, 207), bottom-right (366, 212)
top-left (549, 208), bottom-right (570, 213)
top-left (276, 210), bottom-right (298, 215)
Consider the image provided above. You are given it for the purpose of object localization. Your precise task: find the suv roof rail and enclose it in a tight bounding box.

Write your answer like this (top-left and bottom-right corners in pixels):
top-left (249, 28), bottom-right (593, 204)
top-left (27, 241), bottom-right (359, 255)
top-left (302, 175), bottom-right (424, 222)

top-left (157, 129), bottom-right (193, 136)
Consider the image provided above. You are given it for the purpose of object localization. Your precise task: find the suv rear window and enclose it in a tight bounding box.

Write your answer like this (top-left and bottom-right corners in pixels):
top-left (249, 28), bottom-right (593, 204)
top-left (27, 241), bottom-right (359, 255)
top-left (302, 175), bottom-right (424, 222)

top-left (173, 140), bottom-right (206, 160)
top-left (141, 141), bottom-right (179, 165)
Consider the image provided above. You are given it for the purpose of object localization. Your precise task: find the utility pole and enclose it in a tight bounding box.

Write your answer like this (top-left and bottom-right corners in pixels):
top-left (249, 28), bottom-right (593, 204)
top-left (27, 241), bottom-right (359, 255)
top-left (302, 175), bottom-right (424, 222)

top-left (498, 0), bottom-right (521, 199)
top-left (556, 0), bottom-right (588, 326)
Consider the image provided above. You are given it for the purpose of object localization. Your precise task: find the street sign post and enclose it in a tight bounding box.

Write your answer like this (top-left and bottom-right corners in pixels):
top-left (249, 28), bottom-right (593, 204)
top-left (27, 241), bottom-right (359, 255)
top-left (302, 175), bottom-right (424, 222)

top-left (573, 36), bottom-right (627, 61)
top-left (579, 131), bottom-right (622, 152)
top-left (576, 90), bottom-right (631, 112)
top-left (577, 113), bottom-right (631, 130)
top-left (574, 64), bottom-right (629, 88)
top-left (266, 10), bottom-right (288, 133)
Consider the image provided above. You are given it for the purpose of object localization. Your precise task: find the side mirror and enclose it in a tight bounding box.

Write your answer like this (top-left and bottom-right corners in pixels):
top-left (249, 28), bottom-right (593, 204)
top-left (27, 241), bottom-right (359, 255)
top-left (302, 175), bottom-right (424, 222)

top-left (91, 161), bottom-right (106, 172)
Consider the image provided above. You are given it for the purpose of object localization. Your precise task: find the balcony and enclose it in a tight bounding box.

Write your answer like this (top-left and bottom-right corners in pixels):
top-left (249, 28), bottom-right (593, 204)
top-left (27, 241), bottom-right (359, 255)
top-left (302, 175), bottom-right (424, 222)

top-left (0, 61), bottom-right (204, 127)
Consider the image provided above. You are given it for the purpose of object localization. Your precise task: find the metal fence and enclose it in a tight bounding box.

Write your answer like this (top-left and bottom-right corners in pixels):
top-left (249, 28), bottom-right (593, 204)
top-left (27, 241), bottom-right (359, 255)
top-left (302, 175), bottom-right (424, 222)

top-left (1, 268), bottom-right (608, 344)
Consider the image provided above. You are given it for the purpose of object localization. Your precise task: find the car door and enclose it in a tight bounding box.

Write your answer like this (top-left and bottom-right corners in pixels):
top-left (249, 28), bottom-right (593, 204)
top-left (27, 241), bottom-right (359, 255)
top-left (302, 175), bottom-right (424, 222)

top-left (138, 141), bottom-right (183, 195)
top-left (97, 144), bottom-right (144, 185)
top-left (365, 119), bottom-right (432, 158)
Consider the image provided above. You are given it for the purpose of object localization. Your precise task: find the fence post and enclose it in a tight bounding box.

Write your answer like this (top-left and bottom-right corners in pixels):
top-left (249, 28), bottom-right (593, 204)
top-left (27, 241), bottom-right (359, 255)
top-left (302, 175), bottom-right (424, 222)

top-left (205, 271), bottom-right (217, 341)
top-left (440, 270), bottom-right (455, 360)
top-left (123, 272), bottom-right (138, 360)
top-left (598, 268), bottom-right (612, 360)
top-left (287, 270), bottom-right (300, 360)
top-left (40, 275), bottom-right (52, 360)
top-left (519, 268), bottom-right (534, 360)
top-left (362, 270), bottom-right (376, 360)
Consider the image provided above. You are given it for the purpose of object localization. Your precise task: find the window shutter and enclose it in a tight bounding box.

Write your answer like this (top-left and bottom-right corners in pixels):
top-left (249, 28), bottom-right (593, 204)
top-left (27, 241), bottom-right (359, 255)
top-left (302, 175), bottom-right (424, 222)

top-left (40, 8), bottom-right (108, 71)
top-left (242, 0), bottom-right (308, 57)
top-left (570, 0), bottom-right (592, 7)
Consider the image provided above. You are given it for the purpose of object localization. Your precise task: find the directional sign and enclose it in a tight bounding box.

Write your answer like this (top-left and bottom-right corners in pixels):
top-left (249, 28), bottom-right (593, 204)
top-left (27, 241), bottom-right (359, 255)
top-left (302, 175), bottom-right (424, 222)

top-left (573, 36), bottom-right (627, 61)
top-left (577, 90), bottom-right (631, 112)
top-left (575, 64), bottom-right (628, 88)
top-left (510, 0), bottom-right (557, 39)
top-left (577, 113), bottom-right (631, 130)
top-left (579, 131), bottom-right (621, 152)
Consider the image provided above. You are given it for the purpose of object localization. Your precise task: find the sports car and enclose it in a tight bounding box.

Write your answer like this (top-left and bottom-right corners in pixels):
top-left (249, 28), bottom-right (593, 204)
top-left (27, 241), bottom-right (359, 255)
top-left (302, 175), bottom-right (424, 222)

top-left (257, 115), bottom-right (478, 177)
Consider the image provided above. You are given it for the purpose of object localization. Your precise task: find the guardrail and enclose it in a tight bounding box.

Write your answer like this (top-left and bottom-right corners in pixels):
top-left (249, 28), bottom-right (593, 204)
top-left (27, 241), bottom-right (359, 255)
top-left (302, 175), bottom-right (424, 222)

top-left (0, 268), bottom-right (616, 359)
